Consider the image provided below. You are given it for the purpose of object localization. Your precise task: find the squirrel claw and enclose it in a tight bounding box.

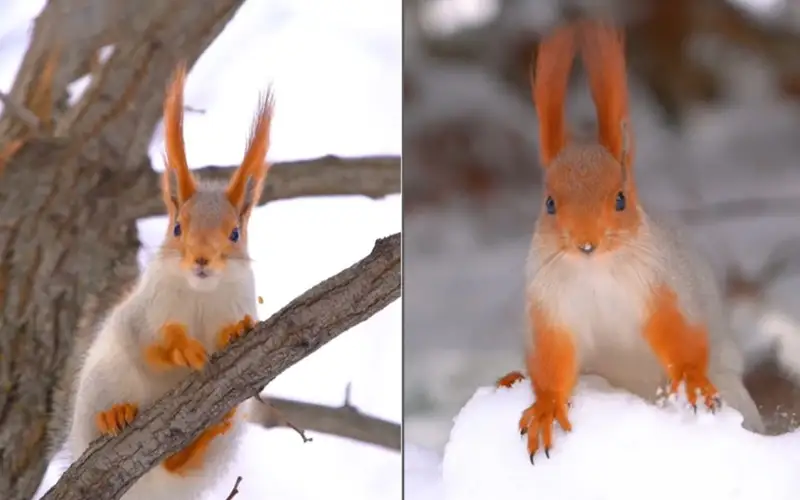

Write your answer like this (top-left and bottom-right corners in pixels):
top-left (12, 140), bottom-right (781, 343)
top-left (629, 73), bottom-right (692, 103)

top-left (518, 396), bottom-right (571, 464)
top-left (145, 323), bottom-right (207, 371)
top-left (668, 370), bottom-right (720, 412)
top-left (96, 403), bottom-right (138, 436)
top-left (496, 370), bottom-right (525, 389)
top-left (215, 315), bottom-right (255, 350)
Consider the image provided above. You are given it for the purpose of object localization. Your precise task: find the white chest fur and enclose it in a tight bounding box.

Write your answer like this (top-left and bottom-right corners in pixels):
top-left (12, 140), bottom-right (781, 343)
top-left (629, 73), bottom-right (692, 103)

top-left (526, 249), bottom-right (659, 359)
top-left (131, 259), bottom-right (258, 353)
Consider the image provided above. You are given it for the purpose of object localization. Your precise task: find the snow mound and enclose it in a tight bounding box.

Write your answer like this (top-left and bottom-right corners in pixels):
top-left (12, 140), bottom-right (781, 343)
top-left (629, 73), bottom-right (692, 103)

top-left (405, 442), bottom-right (445, 500)
top-left (442, 375), bottom-right (800, 500)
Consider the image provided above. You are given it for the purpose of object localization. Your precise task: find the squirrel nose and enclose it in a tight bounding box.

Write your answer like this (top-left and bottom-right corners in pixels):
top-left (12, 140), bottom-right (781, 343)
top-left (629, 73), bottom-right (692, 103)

top-left (194, 257), bottom-right (209, 267)
top-left (578, 242), bottom-right (595, 254)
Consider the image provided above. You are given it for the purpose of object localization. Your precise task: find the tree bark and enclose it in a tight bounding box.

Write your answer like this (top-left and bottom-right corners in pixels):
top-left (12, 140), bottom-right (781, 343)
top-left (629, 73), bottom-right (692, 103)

top-left (41, 233), bottom-right (400, 500)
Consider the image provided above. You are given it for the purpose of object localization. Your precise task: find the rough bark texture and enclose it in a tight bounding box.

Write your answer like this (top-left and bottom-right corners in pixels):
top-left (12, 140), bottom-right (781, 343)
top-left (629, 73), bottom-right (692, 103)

top-left (251, 395), bottom-right (402, 451)
top-left (41, 232), bottom-right (400, 500)
top-left (0, 1), bottom-right (251, 498)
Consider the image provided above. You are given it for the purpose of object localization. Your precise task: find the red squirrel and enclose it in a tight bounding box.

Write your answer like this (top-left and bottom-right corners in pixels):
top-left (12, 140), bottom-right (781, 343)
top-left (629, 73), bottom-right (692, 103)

top-left (64, 62), bottom-right (273, 499)
top-left (496, 19), bottom-right (764, 464)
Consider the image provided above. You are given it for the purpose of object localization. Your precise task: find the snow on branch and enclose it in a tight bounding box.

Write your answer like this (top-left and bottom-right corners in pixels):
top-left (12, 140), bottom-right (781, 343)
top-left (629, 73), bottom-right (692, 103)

top-left (41, 232), bottom-right (401, 500)
top-left (442, 375), bottom-right (800, 500)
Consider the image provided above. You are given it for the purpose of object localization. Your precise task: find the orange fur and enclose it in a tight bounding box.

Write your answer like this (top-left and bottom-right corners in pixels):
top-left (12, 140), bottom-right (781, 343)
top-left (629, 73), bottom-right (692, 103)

top-left (96, 403), bottom-right (138, 436)
top-left (532, 24), bottom-right (577, 166)
top-left (496, 370), bottom-right (526, 388)
top-left (215, 314), bottom-right (255, 351)
top-left (226, 90), bottom-right (275, 215)
top-left (163, 408), bottom-right (237, 474)
top-left (521, 306), bottom-right (577, 462)
top-left (145, 323), bottom-right (208, 372)
top-left (579, 19), bottom-right (635, 175)
top-left (643, 286), bottom-right (720, 409)
top-left (163, 61), bottom-right (197, 204)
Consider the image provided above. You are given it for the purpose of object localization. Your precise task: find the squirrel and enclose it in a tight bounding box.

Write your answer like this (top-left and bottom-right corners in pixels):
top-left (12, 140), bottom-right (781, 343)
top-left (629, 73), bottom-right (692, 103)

top-left (59, 62), bottom-right (274, 499)
top-left (494, 19), bottom-right (765, 463)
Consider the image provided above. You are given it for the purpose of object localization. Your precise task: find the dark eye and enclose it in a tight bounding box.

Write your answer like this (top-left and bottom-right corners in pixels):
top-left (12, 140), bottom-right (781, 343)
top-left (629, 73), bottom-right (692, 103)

top-left (229, 227), bottom-right (240, 242)
top-left (173, 222), bottom-right (181, 237)
top-left (545, 196), bottom-right (556, 215)
top-left (615, 192), bottom-right (626, 212)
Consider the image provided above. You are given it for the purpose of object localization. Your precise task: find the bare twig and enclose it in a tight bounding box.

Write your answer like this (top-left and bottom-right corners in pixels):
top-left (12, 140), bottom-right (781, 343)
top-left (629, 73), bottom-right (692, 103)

top-left (183, 105), bottom-right (206, 114)
top-left (253, 393), bottom-right (313, 443)
top-left (42, 233), bottom-right (400, 500)
top-left (134, 155), bottom-right (400, 218)
top-left (250, 390), bottom-right (401, 451)
top-left (224, 476), bottom-right (242, 500)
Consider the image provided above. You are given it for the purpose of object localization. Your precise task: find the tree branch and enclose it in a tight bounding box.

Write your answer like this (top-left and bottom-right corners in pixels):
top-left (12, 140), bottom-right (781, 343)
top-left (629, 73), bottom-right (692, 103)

top-left (42, 232), bottom-right (401, 500)
top-left (134, 155), bottom-right (401, 218)
top-left (250, 392), bottom-right (401, 452)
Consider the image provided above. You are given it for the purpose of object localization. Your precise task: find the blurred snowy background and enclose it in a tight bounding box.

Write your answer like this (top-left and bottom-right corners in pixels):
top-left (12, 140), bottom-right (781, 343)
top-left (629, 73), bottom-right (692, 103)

top-left (0, 0), bottom-right (400, 499)
top-left (404, 0), bottom-right (800, 477)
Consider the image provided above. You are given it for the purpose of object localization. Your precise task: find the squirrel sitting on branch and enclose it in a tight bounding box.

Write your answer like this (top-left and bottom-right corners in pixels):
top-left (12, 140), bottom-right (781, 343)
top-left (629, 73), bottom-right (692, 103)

top-left (64, 62), bottom-right (273, 499)
top-left (496, 18), bottom-right (765, 464)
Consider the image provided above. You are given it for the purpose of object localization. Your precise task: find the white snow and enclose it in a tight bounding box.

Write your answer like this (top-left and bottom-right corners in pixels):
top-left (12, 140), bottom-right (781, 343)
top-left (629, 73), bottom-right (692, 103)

top-left (1, 0), bottom-right (400, 499)
top-left (438, 376), bottom-right (800, 500)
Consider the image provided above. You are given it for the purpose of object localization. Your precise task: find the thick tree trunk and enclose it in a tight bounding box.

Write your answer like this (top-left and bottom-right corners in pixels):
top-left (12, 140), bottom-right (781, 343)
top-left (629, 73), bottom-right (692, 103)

top-left (0, 140), bottom-right (147, 498)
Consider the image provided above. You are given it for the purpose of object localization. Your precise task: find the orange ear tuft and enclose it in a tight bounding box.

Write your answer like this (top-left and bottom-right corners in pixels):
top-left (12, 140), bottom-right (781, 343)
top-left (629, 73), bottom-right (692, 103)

top-left (578, 19), bottom-right (634, 170)
top-left (532, 24), bottom-right (578, 166)
top-left (226, 88), bottom-right (275, 213)
top-left (163, 61), bottom-right (196, 204)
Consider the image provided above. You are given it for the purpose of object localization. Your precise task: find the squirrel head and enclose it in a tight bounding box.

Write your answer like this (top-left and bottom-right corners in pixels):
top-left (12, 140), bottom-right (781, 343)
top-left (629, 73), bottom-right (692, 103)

top-left (532, 19), bottom-right (641, 257)
top-left (158, 62), bottom-right (274, 291)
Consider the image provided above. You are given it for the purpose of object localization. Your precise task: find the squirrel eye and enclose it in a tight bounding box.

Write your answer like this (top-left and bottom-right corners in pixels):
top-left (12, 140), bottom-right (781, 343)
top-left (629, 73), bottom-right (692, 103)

top-left (615, 192), bottom-right (626, 212)
top-left (173, 222), bottom-right (181, 237)
top-left (545, 196), bottom-right (556, 215)
top-left (229, 227), bottom-right (240, 243)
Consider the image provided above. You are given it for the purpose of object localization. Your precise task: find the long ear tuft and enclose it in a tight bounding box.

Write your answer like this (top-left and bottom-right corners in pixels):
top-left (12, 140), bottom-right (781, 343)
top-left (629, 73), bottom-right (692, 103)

top-left (226, 88), bottom-right (275, 214)
top-left (532, 23), bottom-right (578, 166)
top-left (163, 61), bottom-right (196, 203)
top-left (578, 19), bottom-right (633, 170)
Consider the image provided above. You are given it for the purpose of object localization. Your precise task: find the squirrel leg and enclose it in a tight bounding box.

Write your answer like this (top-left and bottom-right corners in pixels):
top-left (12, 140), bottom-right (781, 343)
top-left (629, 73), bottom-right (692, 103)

top-left (519, 306), bottom-right (577, 464)
top-left (144, 323), bottom-right (208, 371)
top-left (215, 314), bottom-right (255, 351)
top-left (496, 370), bottom-right (526, 388)
top-left (643, 285), bottom-right (721, 410)
top-left (95, 403), bottom-right (138, 436)
top-left (163, 407), bottom-right (238, 474)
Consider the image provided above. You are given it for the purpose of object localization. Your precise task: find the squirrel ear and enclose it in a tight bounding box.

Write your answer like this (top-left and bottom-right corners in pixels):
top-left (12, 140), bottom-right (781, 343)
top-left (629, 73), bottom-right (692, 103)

top-left (160, 155), bottom-right (179, 219)
top-left (579, 19), bottom-right (634, 174)
top-left (163, 61), bottom-right (197, 204)
top-left (531, 23), bottom-right (578, 167)
top-left (226, 89), bottom-right (274, 217)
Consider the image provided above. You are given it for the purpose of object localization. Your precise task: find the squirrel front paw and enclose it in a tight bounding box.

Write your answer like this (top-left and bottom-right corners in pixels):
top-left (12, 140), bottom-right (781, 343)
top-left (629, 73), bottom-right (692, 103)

top-left (518, 393), bottom-right (572, 464)
top-left (145, 323), bottom-right (208, 371)
top-left (163, 407), bottom-right (238, 474)
top-left (667, 367), bottom-right (722, 411)
top-left (496, 370), bottom-right (526, 388)
top-left (215, 315), bottom-right (255, 351)
top-left (96, 403), bottom-right (138, 436)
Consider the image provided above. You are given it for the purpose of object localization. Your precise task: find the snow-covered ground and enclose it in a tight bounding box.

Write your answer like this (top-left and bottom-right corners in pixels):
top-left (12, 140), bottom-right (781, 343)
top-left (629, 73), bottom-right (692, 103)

top-left (443, 377), bottom-right (800, 500)
top-left (0, 1), bottom-right (400, 499)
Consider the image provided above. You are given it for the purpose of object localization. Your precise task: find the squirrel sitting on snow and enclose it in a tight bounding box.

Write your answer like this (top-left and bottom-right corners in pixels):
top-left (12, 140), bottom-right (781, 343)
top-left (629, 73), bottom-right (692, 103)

top-left (64, 62), bottom-right (273, 499)
top-left (496, 19), bottom-right (765, 463)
